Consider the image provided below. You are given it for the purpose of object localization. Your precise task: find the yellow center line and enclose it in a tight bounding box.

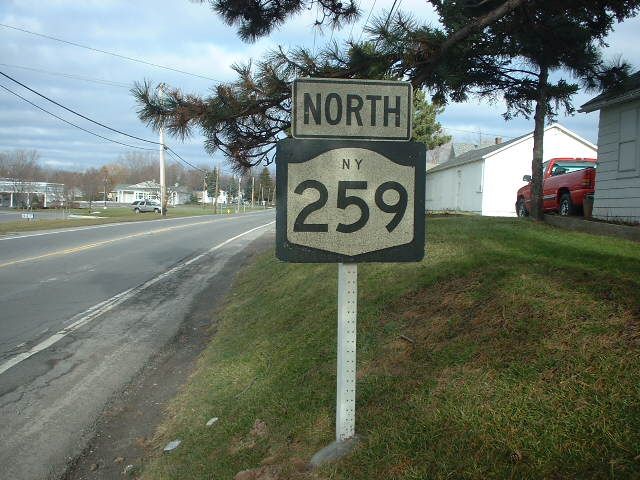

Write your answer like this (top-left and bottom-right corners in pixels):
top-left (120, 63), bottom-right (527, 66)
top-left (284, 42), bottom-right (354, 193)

top-left (0, 218), bottom-right (233, 269)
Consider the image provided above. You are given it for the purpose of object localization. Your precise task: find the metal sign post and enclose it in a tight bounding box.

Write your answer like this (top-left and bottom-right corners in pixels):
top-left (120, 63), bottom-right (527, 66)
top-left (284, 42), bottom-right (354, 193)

top-left (336, 263), bottom-right (357, 441)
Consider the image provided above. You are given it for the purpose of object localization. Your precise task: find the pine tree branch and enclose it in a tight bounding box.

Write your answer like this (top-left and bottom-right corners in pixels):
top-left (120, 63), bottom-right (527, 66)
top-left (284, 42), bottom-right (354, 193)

top-left (414, 0), bottom-right (532, 83)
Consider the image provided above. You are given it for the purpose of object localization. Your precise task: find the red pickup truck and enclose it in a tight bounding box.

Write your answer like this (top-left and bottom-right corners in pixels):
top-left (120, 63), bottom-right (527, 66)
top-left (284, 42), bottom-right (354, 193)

top-left (516, 157), bottom-right (597, 217)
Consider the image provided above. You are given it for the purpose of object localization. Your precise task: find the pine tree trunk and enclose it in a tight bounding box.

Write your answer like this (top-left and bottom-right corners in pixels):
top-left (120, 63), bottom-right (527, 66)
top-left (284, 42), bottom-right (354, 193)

top-left (531, 65), bottom-right (548, 221)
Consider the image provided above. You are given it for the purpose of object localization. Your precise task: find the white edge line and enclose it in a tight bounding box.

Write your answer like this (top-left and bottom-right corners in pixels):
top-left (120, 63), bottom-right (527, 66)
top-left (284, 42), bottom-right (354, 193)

top-left (0, 220), bottom-right (275, 376)
top-left (0, 209), bottom-right (272, 242)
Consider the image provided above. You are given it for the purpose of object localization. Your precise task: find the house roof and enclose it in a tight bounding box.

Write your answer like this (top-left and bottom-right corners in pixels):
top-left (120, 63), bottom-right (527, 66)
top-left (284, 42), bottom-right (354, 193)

top-left (427, 123), bottom-right (596, 174)
top-left (424, 140), bottom-right (499, 171)
top-left (129, 180), bottom-right (160, 189)
top-left (425, 141), bottom-right (455, 167)
top-left (112, 180), bottom-right (160, 191)
top-left (427, 135), bottom-right (526, 173)
top-left (453, 141), bottom-right (496, 157)
top-left (580, 71), bottom-right (640, 113)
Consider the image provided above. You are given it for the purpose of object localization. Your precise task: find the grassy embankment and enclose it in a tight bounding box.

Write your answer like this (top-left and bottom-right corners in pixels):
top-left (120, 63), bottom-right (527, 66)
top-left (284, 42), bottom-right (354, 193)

top-left (0, 205), bottom-right (269, 235)
top-left (140, 216), bottom-right (640, 479)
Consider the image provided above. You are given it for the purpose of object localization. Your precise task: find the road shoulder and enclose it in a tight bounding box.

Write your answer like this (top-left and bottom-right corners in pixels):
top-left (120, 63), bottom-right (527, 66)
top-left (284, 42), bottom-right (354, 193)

top-left (60, 231), bottom-right (273, 480)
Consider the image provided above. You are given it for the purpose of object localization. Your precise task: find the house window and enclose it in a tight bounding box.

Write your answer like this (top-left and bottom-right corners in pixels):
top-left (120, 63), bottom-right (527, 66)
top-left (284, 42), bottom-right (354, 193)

top-left (619, 108), bottom-right (639, 175)
top-left (136, 192), bottom-right (144, 199)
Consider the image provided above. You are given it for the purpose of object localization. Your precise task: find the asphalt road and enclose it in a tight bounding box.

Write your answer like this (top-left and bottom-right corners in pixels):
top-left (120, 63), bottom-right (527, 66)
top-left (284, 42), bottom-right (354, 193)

top-left (0, 210), bottom-right (275, 480)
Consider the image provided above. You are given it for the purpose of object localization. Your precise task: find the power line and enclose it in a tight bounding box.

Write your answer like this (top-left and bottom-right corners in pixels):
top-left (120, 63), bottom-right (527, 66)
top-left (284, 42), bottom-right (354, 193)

top-left (356, 0), bottom-right (378, 42)
top-left (164, 148), bottom-right (200, 173)
top-left (0, 70), bottom-right (161, 145)
top-left (0, 63), bottom-right (130, 88)
top-left (1, 70), bottom-right (204, 171)
top-left (165, 147), bottom-right (206, 173)
top-left (443, 126), bottom-right (515, 140)
top-left (384, 0), bottom-right (402, 28)
top-left (0, 83), bottom-right (156, 151)
top-left (0, 23), bottom-right (222, 83)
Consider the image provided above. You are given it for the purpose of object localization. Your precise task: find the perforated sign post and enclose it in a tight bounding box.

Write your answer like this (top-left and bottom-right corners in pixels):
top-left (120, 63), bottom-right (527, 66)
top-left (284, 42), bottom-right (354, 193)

top-left (277, 78), bottom-right (425, 446)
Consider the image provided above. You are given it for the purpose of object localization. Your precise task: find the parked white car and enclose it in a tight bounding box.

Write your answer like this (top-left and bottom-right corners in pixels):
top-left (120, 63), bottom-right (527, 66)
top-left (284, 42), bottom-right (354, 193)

top-left (132, 200), bottom-right (161, 213)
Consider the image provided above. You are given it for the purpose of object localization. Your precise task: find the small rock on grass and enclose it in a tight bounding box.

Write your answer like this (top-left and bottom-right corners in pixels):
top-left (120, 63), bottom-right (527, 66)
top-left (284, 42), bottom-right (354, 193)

top-left (206, 417), bottom-right (219, 426)
top-left (163, 439), bottom-right (181, 452)
top-left (234, 465), bottom-right (279, 480)
top-left (250, 419), bottom-right (267, 437)
top-left (291, 457), bottom-right (309, 472)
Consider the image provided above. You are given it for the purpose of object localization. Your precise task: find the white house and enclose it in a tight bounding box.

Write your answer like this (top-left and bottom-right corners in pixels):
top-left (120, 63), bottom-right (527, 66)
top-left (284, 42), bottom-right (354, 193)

top-left (111, 180), bottom-right (192, 206)
top-left (580, 71), bottom-right (640, 223)
top-left (197, 189), bottom-right (228, 205)
top-left (0, 178), bottom-right (65, 208)
top-left (168, 185), bottom-right (192, 205)
top-left (112, 181), bottom-right (161, 203)
top-left (425, 123), bottom-right (597, 217)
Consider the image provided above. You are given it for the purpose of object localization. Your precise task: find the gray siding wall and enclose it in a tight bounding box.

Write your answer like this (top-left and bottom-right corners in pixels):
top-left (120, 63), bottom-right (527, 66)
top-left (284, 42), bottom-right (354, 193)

top-left (593, 99), bottom-right (640, 222)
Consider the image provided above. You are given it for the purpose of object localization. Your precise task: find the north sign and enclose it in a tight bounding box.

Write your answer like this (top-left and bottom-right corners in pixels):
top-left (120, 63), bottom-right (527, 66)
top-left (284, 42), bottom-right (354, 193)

top-left (292, 78), bottom-right (412, 141)
top-left (276, 139), bottom-right (425, 263)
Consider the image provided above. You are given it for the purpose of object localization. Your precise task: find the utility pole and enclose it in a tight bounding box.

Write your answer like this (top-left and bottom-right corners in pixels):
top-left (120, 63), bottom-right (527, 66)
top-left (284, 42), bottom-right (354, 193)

top-left (103, 176), bottom-right (107, 209)
top-left (202, 174), bottom-right (206, 209)
top-left (214, 163), bottom-right (220, 214)
top-left (251, 176), bottom-right (255, 208)
top-left (237, 176), bottom-right (241, 213)
top-left (159, 127), bottom-right (167, 216)
top-left (157, 84), bottom-right (168, 216)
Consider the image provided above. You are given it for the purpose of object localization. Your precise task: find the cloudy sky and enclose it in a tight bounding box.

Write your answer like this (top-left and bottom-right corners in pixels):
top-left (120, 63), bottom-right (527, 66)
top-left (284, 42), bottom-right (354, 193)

top-left (1, 0), bottom-right (639, 173)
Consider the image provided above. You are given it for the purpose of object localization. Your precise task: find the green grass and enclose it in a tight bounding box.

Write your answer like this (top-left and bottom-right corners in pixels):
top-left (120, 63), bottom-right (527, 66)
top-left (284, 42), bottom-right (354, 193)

top-left (0, 205), bottom-right (268, 235)
top-left (140, 217), bottom-right (640, 479)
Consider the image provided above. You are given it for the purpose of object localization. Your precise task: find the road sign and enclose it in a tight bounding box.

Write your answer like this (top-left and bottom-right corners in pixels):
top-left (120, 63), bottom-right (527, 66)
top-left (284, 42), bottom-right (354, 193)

top-left (292, 78), bottom-right (412, 141)
top-left (276, 139), bottom-right (425, 263)
top-left (21, 212), bottom-right (34, 220)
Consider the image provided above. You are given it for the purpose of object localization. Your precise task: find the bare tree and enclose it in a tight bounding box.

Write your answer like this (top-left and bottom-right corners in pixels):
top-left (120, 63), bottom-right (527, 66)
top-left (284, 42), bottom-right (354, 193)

top-left (79, 168), bottom-right (104, 210)
top-left (0, 150), bottom-right (43, 208)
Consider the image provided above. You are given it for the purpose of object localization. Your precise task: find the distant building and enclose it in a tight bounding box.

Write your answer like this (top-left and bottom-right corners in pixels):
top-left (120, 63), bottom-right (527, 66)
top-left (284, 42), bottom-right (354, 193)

top-left (425, 141), bottom-right (454, 170)
top-left (111, 180), bottom-right (161, 203)
top-left (580, 71), bottom-right (640, 223)
top-left (196, 189), bottom-right (228, 205)
top-left (425, 124), bottom-right (597, 217)
top-left (111, 180), bottom-right (192, 206)
top-left (0, 178), bottom-right (65, 208)
top-left (168, 185), bottom-right (192, 206)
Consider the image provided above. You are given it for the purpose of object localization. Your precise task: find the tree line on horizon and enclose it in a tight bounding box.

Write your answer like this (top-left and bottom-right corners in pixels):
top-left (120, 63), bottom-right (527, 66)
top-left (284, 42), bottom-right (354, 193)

top-left (0, 149), bottom-right (275, 205)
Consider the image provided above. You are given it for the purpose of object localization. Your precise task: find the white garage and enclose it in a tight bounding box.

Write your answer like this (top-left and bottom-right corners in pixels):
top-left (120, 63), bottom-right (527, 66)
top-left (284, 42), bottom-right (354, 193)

top-left (425, 123), bottom-right (597, 217)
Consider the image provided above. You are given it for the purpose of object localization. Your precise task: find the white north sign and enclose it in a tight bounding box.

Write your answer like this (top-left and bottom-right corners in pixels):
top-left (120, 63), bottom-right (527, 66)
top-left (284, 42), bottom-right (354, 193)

top-left (292, 78), bottom-right (412, 141)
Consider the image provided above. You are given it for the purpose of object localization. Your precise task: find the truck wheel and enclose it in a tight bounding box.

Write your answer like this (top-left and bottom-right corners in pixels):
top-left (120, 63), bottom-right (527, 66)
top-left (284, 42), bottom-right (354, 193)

top-left (154, 208), bottom-right (161, 213)
top-left (134, 208), bottom-right (140, 213)
top-left (516, 199), bottom-right (528, 218)
top-left (559, 194), bottom-right (574, 216)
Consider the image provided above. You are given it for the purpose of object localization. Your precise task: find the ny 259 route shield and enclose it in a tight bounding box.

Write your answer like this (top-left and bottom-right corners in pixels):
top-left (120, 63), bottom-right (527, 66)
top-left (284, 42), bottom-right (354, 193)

top-left (276, 139), bottom-right (425, 263)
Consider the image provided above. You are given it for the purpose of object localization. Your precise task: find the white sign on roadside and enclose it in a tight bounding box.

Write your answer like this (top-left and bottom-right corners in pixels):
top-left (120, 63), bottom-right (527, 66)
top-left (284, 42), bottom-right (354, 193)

top-left (278, 77), bottom-right (426, 449)
top-left (276, 139), bottom-right (425, 262)
top-left (292, 78), bottom-right (412, 141)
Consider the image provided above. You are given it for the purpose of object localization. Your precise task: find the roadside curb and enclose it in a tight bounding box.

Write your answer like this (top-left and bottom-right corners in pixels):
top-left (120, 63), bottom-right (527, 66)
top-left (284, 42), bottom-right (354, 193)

top-left (544, 214), bottom-right (640, 242)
